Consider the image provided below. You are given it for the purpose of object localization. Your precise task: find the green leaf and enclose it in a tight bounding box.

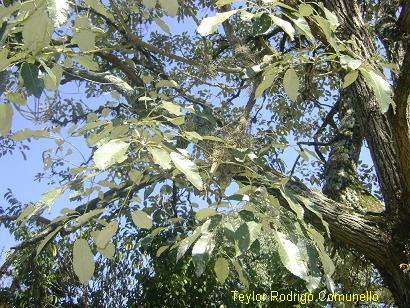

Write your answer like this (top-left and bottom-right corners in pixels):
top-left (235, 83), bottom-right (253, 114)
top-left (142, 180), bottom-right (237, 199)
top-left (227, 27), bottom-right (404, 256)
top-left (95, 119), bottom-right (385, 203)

top-left (0, 103), bottom-right (13, 136)
top-left (93, 140), bottom-right (129, 170)
top-left (156, 245), bottom-right (170, 257)
top-left (196, 208), bottom-right (217, 221)
top-left (299, 3), bottom-right (313, 16)
top-left (147, 146), bottom-right (172, 169)
top-left (72, 16), bottom-right (96, 52)
top-left (83, 0), bottom-right (114, 21)
top-left (36, 226), bottom-right (63, 257)
top-left (270, 15), bottom-right (295, 41)
top-left (21, 63), bottom-right (44, 98)
top-left (214, 257), bottom-right (229, 284)
top-left (73, 238), bottom-right (95, 285)
top-left (142, 0), bottom-right (156, 9)
top-left (39, 187), bottom-right (64, 211)
top-left (234, 221), bottom-right (261, 256)
top-left (158, 0), bottom-right (178, 17)
top-left (359, 67), bottom-right (395, 113)
top-left (342, 70), bottom-right (359, 88)
top-left (95, 220), bottom-right (119, 249)
top-left (76, 55), bottom-right (99, 71)
top-left (215, 0), bottom-right (238, 6)
top-left (320, 4), bottom-right (339, 30)
top-left (255, 66), bottom-right (280, 97)
top-left (192, 233), bottom-right (215, 276)
top-left (47, 0), bottom-right (70, 26)
top-left (76, 209), bottom-right (105, 225)
top-left (170, 152), bottom-right (203, 190)
top-left (98, 242), bottom-right (115, 259)
top-left (15, 204), bottom-right (36, 224)
top-left (340, 55), bottom-right (362, 70)
top-left (22, 10), bottom-right (52, 51)
top-left (153, 17), bottom-right (170, 33)
top-left (283, 67), bottom-right (299, 102)
top-left (129, 170), bottom-right (144, 184)
top-left (233, 260), bottom-right (249, 288)
top-left (315, 16), bottom-right (340, 53)
top-left (252, 13), bottom-right (272, 35)
top-left (132, 210), bottom-right (153, 229)
top-left (162, 100), bottom-right (182, 116)
top-left (275, 231), bottom-right (309, 281)
top-left (292, 16), bottom-right (314, 41)
top-left (176, 225), bottom-right (202, 262)
top-left (155, 79), bottom-right (180, 88)
top-left (197, 10), bottom-right (239, 36)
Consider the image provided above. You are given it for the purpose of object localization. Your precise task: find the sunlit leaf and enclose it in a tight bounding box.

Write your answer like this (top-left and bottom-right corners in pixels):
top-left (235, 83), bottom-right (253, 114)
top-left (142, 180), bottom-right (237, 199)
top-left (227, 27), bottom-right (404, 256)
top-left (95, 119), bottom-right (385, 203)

top-left (170, 152), bottom-right (203, 190)
top-left (196, 208), bottom-right (217, 221)
top-left (192, 233), bottom-right (215, 276)
top-left (197, 10), bottom-right (239, 36)
top-left (73, 238), bottom-right (95, 285)
top-left (147, 147), bottom-right (172, 169)
top-left (95, 220), bottom-right (119, 249)
top-left (0, 103), bottom-right (13, 136)
top-left (283, 67), bottom-right (299, 102)
top-left (158, 0), bottom-right (178, 17)
top-left (93, 140), bottom-right (129, 170)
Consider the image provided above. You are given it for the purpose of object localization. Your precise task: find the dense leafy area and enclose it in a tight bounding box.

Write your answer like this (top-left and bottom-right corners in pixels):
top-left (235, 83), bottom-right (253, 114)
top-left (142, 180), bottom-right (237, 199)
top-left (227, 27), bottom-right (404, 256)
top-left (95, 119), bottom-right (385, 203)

top-left (0, 0), bottom-right (401, 306)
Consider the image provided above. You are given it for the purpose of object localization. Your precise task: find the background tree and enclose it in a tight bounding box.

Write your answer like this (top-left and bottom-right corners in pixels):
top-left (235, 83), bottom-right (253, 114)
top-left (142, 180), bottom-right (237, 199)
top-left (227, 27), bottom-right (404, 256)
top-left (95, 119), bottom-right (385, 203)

top-left (0, 0), bottom-right (409, 306)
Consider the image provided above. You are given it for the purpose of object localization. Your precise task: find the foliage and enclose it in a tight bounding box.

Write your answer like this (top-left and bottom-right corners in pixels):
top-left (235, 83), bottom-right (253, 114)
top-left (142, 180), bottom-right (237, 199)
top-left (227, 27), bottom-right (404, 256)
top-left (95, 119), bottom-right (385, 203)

top-left (0, 0), bottom-right (405, 306)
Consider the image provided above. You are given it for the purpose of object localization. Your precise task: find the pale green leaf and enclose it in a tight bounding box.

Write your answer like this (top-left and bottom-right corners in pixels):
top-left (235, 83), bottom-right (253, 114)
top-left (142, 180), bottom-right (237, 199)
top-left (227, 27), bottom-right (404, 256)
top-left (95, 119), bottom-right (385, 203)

top-left (275, 231), bottom-right (309, 281)
top-left (96, 220), bottom-right (118, 249)
top-left (83, 0), bottom-right (114, 21)
top-left (72, 16), bottom-right (96, 52)
top-left (76, 209), bottom-right (105, 225)
top-left (36, 226), bottom-right (63, 256)
top-left (156, 245), bottom-right (170, 257)
top-left (299, 3), bottom-right (313, 16)
top-left (176, 225), bottom-right (202, 262)
top-left (158, 0), bottom-right (178, 17)
top-left (142, 0), bottom-right (157, 9)
top-left (197, 10), bottom-right (239, 36)
top-left (47, 0), bottom-right (70, 26)
top-left (359, 67), bottom-right (395, 113)
top-left (270, 15), bottom-right (295, 41)
top-left (129, 170), bottom-right (144, 184)
top-left (0, 103), bottom-right (13, 136)
top-left (283, 67), bottom-right (299, 102)
top-left (39, 187), bottom-right (64, 211)
top-left (342, 70), bottom-right (359, 88)
top-left (132, 210), bottom-right (153, 229)
top-left (170, 152), bottom-right (204, 190)
top-left (155, 79), bottom-right (180, 88)
top-left (315, 16), bottom-right (340, 53)
top-left (93, 140), bottom-right (129, 170)
top-left (147, 146), bottom-right (172, 169)
top-left (340, 55), bottom-right (362, 70)
top-left (23, 10), bottom-right (53, 51)
top-left (76, 55), bottom-right (99, 71)
top-left (292, 16), bottom-right (314, 41)
top-left (214, 257), bottom-right (229, 284)
top-left (192, 233), bottom-right (215, 276)
top-left (153, 17), bottom-right (170, 33)
top-left (215, 0), bottom-right (238, 7)
top-left (98, 242), bottom-right (115, 259)
top-left (162, 101), bottom-right (182, 115)
top-left (73, 238), bottom-right (95, 285)
top-left (196, 208), bottom-right (217, 221)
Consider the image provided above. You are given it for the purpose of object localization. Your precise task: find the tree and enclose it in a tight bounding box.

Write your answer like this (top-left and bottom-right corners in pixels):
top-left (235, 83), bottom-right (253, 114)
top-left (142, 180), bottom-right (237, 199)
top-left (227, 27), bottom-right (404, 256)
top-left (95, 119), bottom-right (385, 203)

top-left (0, 0), bottom-right (409, 306)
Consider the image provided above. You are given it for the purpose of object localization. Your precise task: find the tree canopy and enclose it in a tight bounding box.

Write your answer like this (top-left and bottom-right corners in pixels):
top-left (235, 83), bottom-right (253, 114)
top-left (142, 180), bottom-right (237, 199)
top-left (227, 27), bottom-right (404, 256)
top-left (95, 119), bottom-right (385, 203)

top-left (0, 0), bottom-right (410, 306)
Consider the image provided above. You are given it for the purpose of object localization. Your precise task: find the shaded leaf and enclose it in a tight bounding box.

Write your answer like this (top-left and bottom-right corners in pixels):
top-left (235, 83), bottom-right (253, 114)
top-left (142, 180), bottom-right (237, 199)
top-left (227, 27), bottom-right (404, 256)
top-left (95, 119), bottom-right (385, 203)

top-left (132, 210), bottom-right (153, 229)
top-left (36, 226), bottom-right (63, 256)
top-left (21, 63), bottom-right (44, 98)
top-left (214, 257), bottom-right (230, 284)
top-left (235, 221), bottom-right (261, 256)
